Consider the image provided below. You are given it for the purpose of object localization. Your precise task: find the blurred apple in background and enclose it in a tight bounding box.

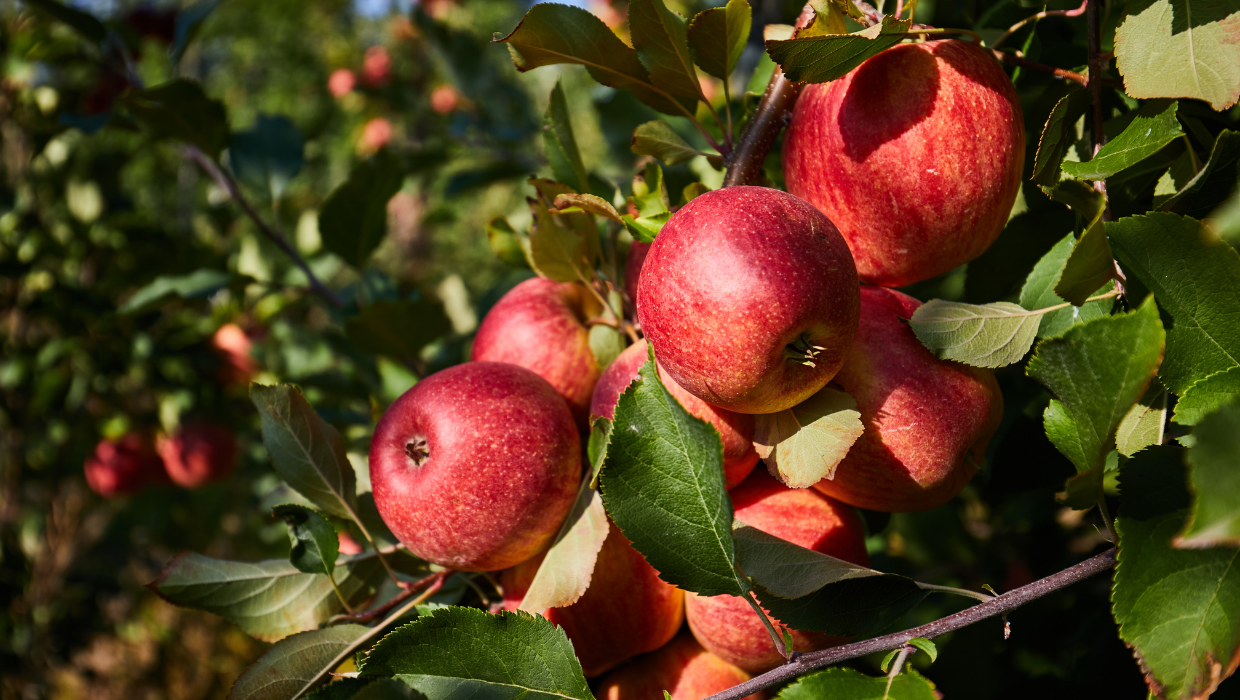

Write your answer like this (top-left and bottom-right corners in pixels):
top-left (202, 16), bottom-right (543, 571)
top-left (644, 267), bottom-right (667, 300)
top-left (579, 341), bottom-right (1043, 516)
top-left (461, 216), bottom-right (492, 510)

top-left (84, 432), bottom-right (166, 498)
top-left (158, 422), bottom-right (237, 489)
top-left (211, 322), bottom-right (257, 386)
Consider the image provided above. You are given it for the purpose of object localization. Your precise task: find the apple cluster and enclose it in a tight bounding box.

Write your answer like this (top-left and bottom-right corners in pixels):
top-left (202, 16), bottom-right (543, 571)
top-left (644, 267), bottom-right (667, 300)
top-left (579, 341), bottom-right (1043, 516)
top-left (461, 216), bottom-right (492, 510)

top-left (364, 38), bottom-right (1018, 698)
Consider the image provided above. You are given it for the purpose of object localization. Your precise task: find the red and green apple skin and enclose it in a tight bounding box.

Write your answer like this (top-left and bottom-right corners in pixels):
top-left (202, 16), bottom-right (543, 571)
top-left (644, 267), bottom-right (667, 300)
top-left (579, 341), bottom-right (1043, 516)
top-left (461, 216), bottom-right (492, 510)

top-left (370, 362), bottom-right (580, 572)
top-left (502, 523), bottom-right (684, 678)
top-left (590, 339), bottom-right (758, 489)
top-left (814, 286), bottom-right (1004, 512)
top-left (636, 186), bottom-right (859, 415)
top-left (685, 470), bottom-right (867, 674)
top-left (595, 632), bottom-right (764, 700)
top-left (783, 39), bottom-right (1025, 287)
top-left (472, 277), bottom-right (603, 431)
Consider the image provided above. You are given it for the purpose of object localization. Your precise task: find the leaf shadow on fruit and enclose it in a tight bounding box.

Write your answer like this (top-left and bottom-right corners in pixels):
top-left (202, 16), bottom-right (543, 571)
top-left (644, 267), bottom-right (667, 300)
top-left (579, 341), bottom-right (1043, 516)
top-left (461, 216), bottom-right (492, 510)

top-left (838, 44), bottom-right (940, 162)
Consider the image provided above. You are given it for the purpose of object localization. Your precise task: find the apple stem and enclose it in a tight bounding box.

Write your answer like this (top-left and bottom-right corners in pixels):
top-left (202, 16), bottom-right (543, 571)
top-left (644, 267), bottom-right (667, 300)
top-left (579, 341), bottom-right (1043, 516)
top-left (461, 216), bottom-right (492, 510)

top-left (699, 548), bottom-right (1118, 700)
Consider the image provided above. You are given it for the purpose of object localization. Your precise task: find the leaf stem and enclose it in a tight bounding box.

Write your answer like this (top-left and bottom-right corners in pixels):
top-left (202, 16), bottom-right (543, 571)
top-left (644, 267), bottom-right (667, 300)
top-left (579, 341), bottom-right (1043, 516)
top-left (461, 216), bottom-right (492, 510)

top-left (328, 574), bottom-right (355, 614)
top-left (989, 0), bottom-right (1087, 50)
top-left (1096, 497), bottom-right (1118, 544)
top-left (182, 146), bottom-right (345, 308)
top-left (344, 504), bottom-right (401, 587)
top-left (723, 80), bottom-right (735, 150)
top-left (989, 50), bottom-right (1089, 87)
top-left (741, 585), bottom-right (790, 659)
top-left (699, 548), bottom-right (1118, 700)
top-left (915, 581), bottom-right (995, 604)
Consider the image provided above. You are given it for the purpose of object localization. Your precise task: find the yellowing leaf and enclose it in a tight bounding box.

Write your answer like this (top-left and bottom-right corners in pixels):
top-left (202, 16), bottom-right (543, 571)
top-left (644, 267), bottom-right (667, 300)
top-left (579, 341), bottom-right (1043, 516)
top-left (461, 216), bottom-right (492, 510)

top-left (753, 386), bottom-right (863, 489)
top-left (518, 488), bottom-right (610, 612)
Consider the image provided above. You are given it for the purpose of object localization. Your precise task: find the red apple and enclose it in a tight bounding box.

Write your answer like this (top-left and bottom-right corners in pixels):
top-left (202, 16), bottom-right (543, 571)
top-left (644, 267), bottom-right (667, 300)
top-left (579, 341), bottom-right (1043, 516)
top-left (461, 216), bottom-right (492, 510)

top-left (596, 632), bottom-right (763, 700)
top-left (813, 286), bottom-right (1004, 512)
top-left (783, 39), bottom-right (1025, 287)
top-left (362, 46), bottom-right (392, 87)
top-left (624, 241), bottom-right (651, 312)
top-left (370, 362), bottom-right (580, 571)
top-left (158, 422), bottom-right (237, 489)
top-left (84, 432), bottom-right (165, 498)
top-left (685, 470), bottom-right (867, 674)
top-left (211, 322), bottom-right (257, 386)
top-left (637, 187), bottom-right (858, 415)
top-left (591, 339), bottom-right (757, 489)
top-left (328, 69), bottom-right (356, 98)
top-left (502, 523), bottom-right (684, 677)
top-left (472, 277), bottom-right (604, 430)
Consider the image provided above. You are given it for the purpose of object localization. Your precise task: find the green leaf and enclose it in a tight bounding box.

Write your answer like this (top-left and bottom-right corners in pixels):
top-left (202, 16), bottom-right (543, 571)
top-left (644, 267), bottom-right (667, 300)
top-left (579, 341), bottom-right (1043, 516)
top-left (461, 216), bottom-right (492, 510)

top-left (486, 216), bottom-right (531, 269)
top-left (799, 1), bottom-right (849, 38)
top-left (775, 667), bottom-right (937, 700)
top-left (1026, 297), bottom-right (1166, 477)
top-left (628, 0), bottom-right (703, 102)
top-left (1160, 130), bottom-right (1240, 219)
top-left (1115, 383), bottom-right (1168, 457)
top-left (1115, 0), bottom-right (1240, 111)
top-left (1173, 366), bottom-right (1240, 426)
top-left (1062, 100), bottom-right (1184, 181)
top-left (732, 523), bottom-right (882, 599)
top-left (250, 384), bottom-right (358, 520)
top-left (687, 0), bottom-right (752, 80)
top-left (344, 299), bottom-right (452, 361)
top-left (359, 607), bottom-right (593, 700)
top-left (553, 193), bottom-right (623, 224)
top-left (171, 0), bottom-right (223, 64)
top-left (494, 4), bottom-right (685, 116)
top-left (621, 213), bottom-right (670, 243)
top-left (588, 324), bottom-right (625, 371)
top-left (681, 182), bottom-right (711, 204)
top-left (526, 179), bottom-right (598, 283)
top-left (1113, 446), bottom-right (1240, 699)
top-left (752, 386), bottom-right (864, 488)
top-left (765, 16), bottom-right (912, 84)
top-left (631, 121), bottom-right (704, 166)
top-left (544, 81), bottom-right (588, 194)
top-left (1177, 401), bottom-right (1240, 548)
top-left (119, 79), bottom-right (229, 158)
top-left (1032, 86), bottom-right (1091, 188)
top-left (229, 114), bottom-right (304, 200)
top-left (118, 269), bottom-right (236, 314)
top-left (307, 679), bottom-right (425, 700)
top-left (1019, 234), bottom-right (1113, 339)
top-left (272, 504), bottom-right (340, 577)
top-left (148, 552), bottom-right (382, 642)
top-left (228, 624), bottom-right (369, 700)
top-left (1046, 180), bottom-right (1115, 306)
top-left (907, 300), bottom-right (1042, 369)
top-left (23, 0), bottom-right (105, 44)
top-left (517, 486), bottom-right (610, 612)
top-left (318, 150), bottom-right (405, 269)
top-left (1107, 212), bottom-right (1240, 395)
top-left (599, 358), bottom-right (745, 597)
top-left (906, 637), bottom-right (937, 663)
top-left (587, 417), bottom-right (613, 483)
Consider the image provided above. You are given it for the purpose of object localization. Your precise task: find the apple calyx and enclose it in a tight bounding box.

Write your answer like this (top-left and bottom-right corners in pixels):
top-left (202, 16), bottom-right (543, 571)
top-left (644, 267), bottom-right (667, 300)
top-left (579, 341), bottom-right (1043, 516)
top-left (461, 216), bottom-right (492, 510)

top-left (405, 437), bottom-right (430, 467)
top-left (785, 334), bottom-right (827, 368)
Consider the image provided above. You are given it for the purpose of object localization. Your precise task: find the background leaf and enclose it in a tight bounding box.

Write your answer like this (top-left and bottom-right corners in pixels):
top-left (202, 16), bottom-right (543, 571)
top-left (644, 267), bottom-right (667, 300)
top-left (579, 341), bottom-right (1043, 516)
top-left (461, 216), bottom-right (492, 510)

top-left (733, 523), bottom-right (882, 600)
top-left (359, 607), bottom-right (593, 700)
top-left (149, 553), bottom-right (382, 642)
top-left (687, 0), bottom-right (752, 80)
top-left (119, 79), bottom-right (229, 158)
top-left (1061, 100), bottom-right (1183, 181)
top-left (752, 386), bottom-right (863, 488)
top-left (344, 299), bottom-right (452, 361)
top-left (22, 0), bottom-right (106, 43)
top-left (631, 121), bottom-right (703, 166)
top-left (1159, 130), bottom-right (1239, 218)
top-left (171, 0), bottom-right (223, 64)
top-left (600, 359), bottom-right (745, 597)
top-left (251, 384), bottom-right (358, 520)
top-left (1177, 401), bottom-right (1240, 548)
top-left (228, 624), bottom-right (368, 700)
top-left (1020, 234), bottom-right (1113, 338)
top-left (1047, 180), bottom-right (1115, 306)
top-left (229, 114), bottom-right (304, 200)
top-left (1107, 212), bottom-right (1240, 395)
top-left (628, 0), bottom-right (703, 102)
top-left (1115, 0), bottom-right (1240, 111)
top-left (544, 81), bottom-right (588, 194)
top-left (526, 180), bottom-right (596, 283)
top-left (776, 667), bottom-right (937, 700)
top-left (272, 504), bottom-right (340, 577)
top-left (1113, 446), bottom-right (1240, 699)
top-left (318, 150), bottom-right (404, 269)
top-left (1173, 366), bottom-right (1240, 426)
top-left (1032, 87), bottom-right (1091, 188)
top-left (118, 269), bottom-right (238, 314)
top-left (908, 300), bottom-right (1042, 368)
top-left (765, 16), bottom-right (911, 84)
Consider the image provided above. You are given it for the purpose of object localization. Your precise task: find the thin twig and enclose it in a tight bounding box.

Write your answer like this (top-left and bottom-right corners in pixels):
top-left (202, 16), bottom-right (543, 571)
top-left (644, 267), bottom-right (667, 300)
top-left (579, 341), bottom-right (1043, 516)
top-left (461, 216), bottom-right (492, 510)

top-left (990, 0), bottom-right (1088, 50)
top-left (182, 146), bottom-right (345, 308)
top-left (331, 569), bottom-right (451, 625)
top-left (701, 548), bottom-right (1118, 700)
top-left (991, 50), bottom-right (1088, 86)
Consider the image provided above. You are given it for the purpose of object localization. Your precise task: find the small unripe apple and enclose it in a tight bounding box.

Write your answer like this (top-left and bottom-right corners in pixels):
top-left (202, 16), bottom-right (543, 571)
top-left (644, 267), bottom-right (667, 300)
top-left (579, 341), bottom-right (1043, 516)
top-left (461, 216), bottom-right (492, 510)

top-left (685, 470), bottom-right (867, 673)
top-left (783, 39), bottom-right (1025, 287)
top-left (502, 523), bottom-right (684, 677)
top-left (637, 186), bottom-right (859, 415)
top-left (84, 432), bottom-right (165, 498)
top-left (472, 277), bottom-right (604, 431)
top-left (591, 340), bottom-right (757, 488)
top-left (370, 362), bottom-right (581, 571)
top-left (158, 422), bottom-right (237, 489)
top-left (813, 286), bottom-right (1003, 512)
top-left (595, 632), bottom-right (763, 700)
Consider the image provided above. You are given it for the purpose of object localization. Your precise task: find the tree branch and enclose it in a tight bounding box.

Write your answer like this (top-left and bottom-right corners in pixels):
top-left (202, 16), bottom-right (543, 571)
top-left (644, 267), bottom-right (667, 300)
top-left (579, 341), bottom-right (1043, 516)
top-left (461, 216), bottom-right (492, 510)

top-left (991, 50), bottom-right (1089, 86)
top-left (989, 0), bottom-right (1088, 51)
top-left (182, 145), bottom-right (345, 308)
top-left (701, 548), bottom-right (1118, 700)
